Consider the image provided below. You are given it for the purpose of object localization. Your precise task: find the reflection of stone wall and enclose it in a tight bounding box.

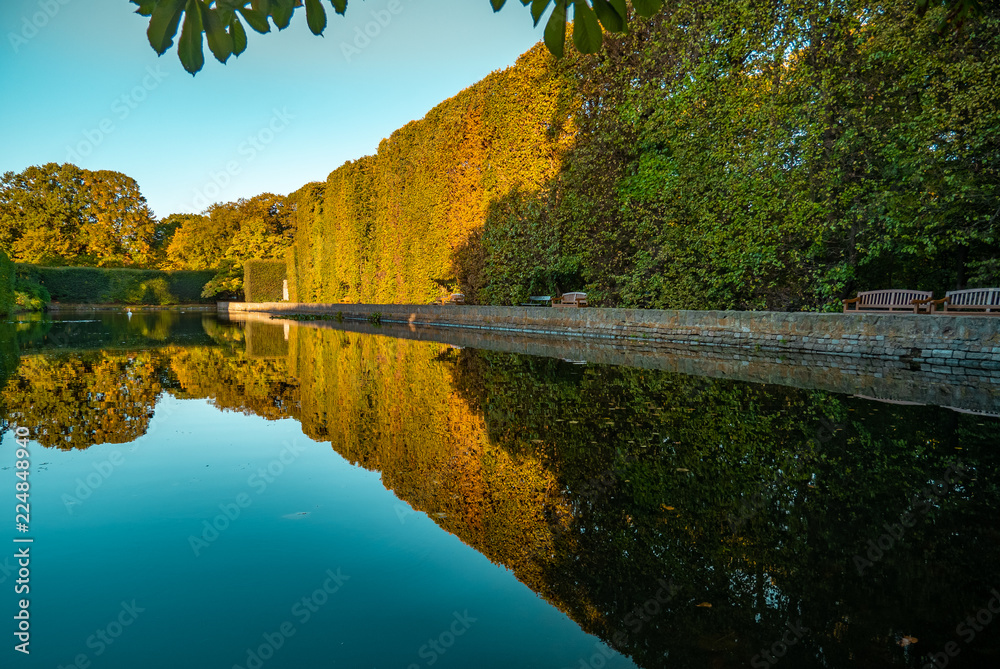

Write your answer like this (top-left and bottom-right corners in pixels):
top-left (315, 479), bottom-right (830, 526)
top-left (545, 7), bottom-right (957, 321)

top-left (224, 313), bottom-right (1000, 415)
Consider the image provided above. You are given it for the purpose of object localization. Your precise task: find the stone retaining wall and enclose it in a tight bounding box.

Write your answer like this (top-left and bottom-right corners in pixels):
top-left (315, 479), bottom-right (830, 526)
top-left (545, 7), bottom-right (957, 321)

top-left (219, 302), bottom-right (1000, 379)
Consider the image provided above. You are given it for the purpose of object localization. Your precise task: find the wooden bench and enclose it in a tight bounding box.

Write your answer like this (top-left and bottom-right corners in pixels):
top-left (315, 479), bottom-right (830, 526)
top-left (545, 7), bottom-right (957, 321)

top-left (434, 293), bottom-right (465, 305)
top-left (843, 289), bottom-right (932, 314)
top-left (520, 295), bottom-right (552, 307)
top-left (928, 288), bottom-right (1000, 315)
top-left (552, 292), bottom-right (588, 308)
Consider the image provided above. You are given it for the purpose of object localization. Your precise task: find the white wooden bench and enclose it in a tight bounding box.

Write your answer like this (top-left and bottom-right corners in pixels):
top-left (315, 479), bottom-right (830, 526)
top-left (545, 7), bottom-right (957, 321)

top-left (434, 293), bottom-right (465, 305)
top-left (930, 288), bottom-right (1000, 314)
top-left (552, 292), bottom-right (588, 308)
top-left (842, 289), bottom-right (932, 314)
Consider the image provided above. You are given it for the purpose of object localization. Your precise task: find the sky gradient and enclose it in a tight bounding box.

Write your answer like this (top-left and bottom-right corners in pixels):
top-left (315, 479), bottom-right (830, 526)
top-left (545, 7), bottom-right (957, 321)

top-left (0, 0), bottom-right (546, 217)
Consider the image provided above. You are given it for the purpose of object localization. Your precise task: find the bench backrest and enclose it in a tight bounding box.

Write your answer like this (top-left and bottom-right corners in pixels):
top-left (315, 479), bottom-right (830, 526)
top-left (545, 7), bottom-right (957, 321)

top-left (857, 289), bottom-right (931, 306)
top-left (558, 292), bottom-right (587, 305)
top-left (945, 288), bottom-right (1000, 306)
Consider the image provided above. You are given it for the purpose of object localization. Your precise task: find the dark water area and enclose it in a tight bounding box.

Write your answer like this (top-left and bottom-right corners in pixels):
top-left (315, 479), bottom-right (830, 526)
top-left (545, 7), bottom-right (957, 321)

top-left (0, 311), bottom-right (997, 669)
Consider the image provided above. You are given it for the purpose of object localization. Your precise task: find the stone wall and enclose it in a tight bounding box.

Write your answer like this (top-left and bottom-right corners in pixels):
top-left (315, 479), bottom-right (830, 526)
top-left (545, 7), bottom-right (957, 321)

top-left (219, 302), bottom-right (1000, 381)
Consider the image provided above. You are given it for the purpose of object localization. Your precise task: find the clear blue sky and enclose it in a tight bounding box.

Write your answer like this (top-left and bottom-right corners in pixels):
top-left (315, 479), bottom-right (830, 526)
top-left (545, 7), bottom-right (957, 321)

top-left (0, 0), bottom-right (545, 217)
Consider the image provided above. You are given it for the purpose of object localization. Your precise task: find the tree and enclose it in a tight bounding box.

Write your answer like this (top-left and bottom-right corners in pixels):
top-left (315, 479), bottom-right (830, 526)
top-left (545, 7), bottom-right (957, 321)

top-left (0, 163), bottom-right (158, 267)
top-left (130, 0), bottom-right (984, 75)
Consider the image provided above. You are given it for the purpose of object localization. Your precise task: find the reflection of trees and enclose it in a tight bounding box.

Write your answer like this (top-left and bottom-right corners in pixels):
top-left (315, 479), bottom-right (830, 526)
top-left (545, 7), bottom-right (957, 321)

top-left (169, 346), bottom-right (299, 420)
top-left (2, 353), bottom-right (164, 449)
top-left (288, 326), bottom-right (573, 605)
top-left (450, 349), bottom-right (1000, 668)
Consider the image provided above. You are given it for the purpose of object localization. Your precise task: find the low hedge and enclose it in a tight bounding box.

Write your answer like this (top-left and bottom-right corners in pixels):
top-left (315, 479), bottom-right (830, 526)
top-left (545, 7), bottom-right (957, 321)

top-left (15, 265), bottom-right (216, 304)
top-left (244, 260), bottom-right (286, 303)
top-left (0, 251), bottom-right (14, 317)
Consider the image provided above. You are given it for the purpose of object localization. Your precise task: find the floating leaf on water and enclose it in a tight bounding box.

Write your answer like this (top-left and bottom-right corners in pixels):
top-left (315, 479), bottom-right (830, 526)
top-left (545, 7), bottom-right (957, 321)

top-left (696, 602), bottom-right (712, 608)
top-left (676, 468), bottom-right (690, 472)
top-left (898, 635), bottom-right (918, 646)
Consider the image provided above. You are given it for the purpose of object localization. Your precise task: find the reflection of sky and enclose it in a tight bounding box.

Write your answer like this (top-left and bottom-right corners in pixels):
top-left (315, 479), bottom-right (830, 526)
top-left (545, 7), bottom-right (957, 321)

top-left (9, 395), bottom-right (636, 668)
top-left (0, 0), bottom-right (545, 217)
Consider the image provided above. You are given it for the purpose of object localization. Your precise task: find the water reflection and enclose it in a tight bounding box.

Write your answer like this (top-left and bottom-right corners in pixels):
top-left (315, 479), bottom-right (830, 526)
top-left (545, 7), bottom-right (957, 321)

top-left (1, 311), bottom-right (998, 668)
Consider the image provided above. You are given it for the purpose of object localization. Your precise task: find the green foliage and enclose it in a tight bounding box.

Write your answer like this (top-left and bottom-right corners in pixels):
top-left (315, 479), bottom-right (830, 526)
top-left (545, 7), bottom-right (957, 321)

top-left (167, 193), bottom-right (295, 299)
top-left (282, 5), bottom-right (998, 309)
top-left (15, 265), bottom-right (215, 304)
top-left (470, 1), bottom-right (1000, 309)
top-left (0, 163), bottom-right (158, 268)
top-left (288, 44), bottom-right (577, 305)
top-left (0, 249), bottom-right (14, 317)
top-left (244, 259), bottom-right (286, 302)
top-left (12, 272), bottom-right (49, 312)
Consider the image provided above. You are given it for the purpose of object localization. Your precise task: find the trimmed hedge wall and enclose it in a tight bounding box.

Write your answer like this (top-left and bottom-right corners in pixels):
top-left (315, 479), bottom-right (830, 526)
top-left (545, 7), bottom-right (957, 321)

top-left (15, 265), bottom-right (215, 304)
top-left (0, 250), bottom-right (14, 317)
top-left (244, 260), bottom-right (286, 303)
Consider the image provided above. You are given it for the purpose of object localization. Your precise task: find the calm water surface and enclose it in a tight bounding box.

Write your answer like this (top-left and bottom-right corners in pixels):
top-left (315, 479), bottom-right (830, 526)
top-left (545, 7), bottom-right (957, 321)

top-left (0, 312), bottom-right (997, 669)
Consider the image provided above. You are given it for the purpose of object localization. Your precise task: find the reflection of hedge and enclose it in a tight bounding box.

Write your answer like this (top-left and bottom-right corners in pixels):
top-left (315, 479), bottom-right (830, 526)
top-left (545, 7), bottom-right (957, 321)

top-left (244, 260), bottom-right (286, 303)
top-left (15, 265), bottom-right (215, 304)
top-left (0, 250), bottom-right (13, 317)
top-left (245, 321), bottom-right (288, 359)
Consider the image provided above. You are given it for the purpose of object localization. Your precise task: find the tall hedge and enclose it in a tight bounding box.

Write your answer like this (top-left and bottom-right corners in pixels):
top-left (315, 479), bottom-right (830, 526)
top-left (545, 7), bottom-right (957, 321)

top-left (244, 260), bottom-right (286, 303)
top-left (15, 265), bottom-right (215, 304)
top-left (0, 250), bottom-right (14, 317)
top-left (286, 44), bottom-right (577, 304)
top-left (287, 4), bottom-right (999, 309)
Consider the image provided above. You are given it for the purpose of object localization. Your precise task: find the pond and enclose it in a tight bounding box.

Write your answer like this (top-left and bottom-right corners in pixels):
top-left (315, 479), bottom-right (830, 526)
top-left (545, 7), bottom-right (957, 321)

top-left (0, 311), bottom-right (998, 669)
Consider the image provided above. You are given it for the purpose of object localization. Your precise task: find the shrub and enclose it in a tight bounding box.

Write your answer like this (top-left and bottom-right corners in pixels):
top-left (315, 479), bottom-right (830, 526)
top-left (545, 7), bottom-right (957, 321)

top-left (14, 265), bottom-right (215, 304)
top-left (0, 250), bottom-right (14, 317)
top-left (244, 260), bottom-right (286, 303)
top-left (12, 272), bottom-right (50, 312)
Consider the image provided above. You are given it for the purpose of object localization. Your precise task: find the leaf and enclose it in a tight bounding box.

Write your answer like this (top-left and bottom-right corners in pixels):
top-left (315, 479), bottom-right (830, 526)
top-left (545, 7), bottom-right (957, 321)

top-left (178, 0), bottom-right (205, 74)
top-left (631, 0), bottom-right (662, 18)
top-left (270, 0), bottom-right (294, 30)
top-left (572, 0), bottom-right (603, 53)
top-left (146, 0), bottom-right (187, 55)
top-left (230, 16), bottom-right (248, 56)
top-left (238, 7), bottom-right (271, 33)
top-left (250, 0), bottom-right (271, 13)
top-left (490, 0), bottom-right (507, 10)
top-left (531, 0), bottom-right (550, 25)
top-left (543, 0), bottom-right (567, 58)
top-left (305, 0), bottom-right (327, 35)
top-left (329, 0), bottom-right (347, 15)
top-left (131, 0), bottom-right (158, 17)
top-left (202, 1), bottom-right (234, 63)
top-left (591, 0), bottom-right (624, 32)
